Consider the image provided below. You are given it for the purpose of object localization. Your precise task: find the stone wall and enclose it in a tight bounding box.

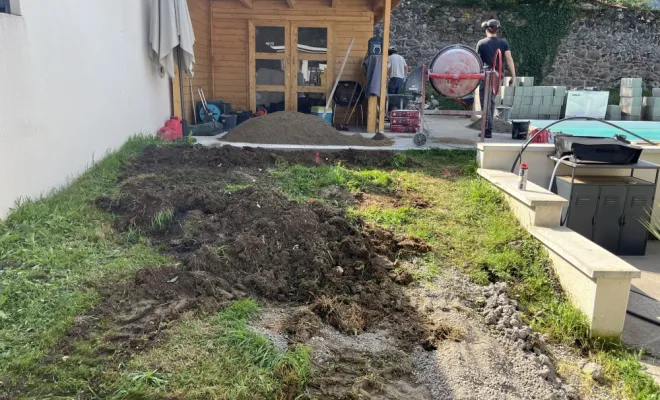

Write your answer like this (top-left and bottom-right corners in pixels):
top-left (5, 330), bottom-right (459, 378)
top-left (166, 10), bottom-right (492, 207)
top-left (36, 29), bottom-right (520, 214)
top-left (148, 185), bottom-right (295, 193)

top-left (545, 6), bottom-right (660, 88)
top-left (379, 1), bottom-right (660, 88)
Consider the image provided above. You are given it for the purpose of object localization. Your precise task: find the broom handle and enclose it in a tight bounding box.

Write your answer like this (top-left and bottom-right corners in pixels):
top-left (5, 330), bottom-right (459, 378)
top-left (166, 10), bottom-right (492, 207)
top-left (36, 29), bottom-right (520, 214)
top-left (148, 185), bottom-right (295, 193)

top-left (323, 37), bottom-right (355, 118)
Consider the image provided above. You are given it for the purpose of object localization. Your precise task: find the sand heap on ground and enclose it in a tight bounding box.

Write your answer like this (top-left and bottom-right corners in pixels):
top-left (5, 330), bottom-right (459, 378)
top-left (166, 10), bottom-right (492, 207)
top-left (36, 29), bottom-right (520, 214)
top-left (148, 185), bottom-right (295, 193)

top-left (222, 111), bottom-right (393, 146)
top-left (468, 118), bottom-right (513, 134)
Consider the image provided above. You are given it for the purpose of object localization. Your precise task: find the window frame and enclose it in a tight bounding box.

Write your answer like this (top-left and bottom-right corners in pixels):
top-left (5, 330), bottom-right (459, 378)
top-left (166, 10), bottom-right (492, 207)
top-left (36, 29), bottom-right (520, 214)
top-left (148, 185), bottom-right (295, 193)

top-left (0, 0), bottom-right (10, 14)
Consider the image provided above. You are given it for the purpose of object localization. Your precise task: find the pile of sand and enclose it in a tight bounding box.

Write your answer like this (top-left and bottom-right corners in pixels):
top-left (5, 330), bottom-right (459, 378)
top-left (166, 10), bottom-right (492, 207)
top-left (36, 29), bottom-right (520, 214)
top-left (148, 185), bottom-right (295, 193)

top-left (468, 118), bottom-right (513, 134)
top-left (221, 111), bottom-right (392, 146)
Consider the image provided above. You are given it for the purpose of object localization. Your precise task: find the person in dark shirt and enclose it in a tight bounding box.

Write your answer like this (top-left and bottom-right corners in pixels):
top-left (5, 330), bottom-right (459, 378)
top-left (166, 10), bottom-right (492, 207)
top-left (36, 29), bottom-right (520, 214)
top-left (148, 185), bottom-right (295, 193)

top-left (476, 19), bottom-right (517, 138)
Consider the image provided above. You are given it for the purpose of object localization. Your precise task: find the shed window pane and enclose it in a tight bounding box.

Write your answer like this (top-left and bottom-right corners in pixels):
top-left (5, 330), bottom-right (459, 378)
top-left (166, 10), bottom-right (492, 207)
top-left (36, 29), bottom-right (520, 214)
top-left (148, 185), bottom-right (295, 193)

top-left (297, 27), bottom-right (327, 55)
top-left (255, 26), bottom-right (285, 53)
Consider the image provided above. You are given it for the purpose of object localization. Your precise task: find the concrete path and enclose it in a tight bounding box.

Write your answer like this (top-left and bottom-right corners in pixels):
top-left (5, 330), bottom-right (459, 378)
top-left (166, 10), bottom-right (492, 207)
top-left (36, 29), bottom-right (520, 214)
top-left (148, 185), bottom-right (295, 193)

top-left (194, 115), bottom-right (521, 151)
top-left (622, 241), bottom-right (660, 383)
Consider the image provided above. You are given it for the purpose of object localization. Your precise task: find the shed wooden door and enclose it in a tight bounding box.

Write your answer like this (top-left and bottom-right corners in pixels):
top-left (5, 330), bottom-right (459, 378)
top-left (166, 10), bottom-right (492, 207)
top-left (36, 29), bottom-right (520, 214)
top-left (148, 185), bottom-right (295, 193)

top-left (249, 21), bottom-right (332, 113)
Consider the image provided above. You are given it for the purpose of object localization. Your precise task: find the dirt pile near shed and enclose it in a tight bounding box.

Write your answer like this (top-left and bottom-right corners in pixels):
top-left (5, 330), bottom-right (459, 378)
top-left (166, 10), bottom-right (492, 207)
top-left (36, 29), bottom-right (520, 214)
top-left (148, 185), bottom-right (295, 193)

top-left (221, 111), bottom-right (393, 146)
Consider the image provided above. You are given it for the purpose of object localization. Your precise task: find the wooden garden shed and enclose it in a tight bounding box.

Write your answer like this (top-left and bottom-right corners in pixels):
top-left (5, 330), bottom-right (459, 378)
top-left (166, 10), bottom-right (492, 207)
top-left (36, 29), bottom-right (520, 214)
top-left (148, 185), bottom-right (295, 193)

top-left (173, 0), bottom-right (399, 132)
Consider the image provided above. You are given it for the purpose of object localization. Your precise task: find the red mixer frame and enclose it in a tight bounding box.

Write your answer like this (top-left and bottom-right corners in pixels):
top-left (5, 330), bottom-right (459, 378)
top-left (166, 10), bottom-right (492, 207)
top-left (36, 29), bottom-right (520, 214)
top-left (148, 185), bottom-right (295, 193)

top-left (425, 49), bottom-right (503, 142)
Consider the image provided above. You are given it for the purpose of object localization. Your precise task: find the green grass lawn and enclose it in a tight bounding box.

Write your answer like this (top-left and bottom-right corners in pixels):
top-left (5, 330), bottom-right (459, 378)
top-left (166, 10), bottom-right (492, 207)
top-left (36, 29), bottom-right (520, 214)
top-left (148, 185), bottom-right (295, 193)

top-left (0, 137), bottom-right (170, 388)
top-left (271, 149), bottom-right (660, 400)
top-left (1, 141), bottom-right (658, 399)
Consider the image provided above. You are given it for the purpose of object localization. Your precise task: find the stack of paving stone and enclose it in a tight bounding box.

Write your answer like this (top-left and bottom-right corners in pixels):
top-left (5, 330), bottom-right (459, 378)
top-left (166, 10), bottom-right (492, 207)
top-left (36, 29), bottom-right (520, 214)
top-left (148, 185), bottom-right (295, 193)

top-left (493, 76), bottom-right (566, 119)
top-left (642, 88), bottom-right (660, 121)
top-left (605, 105), bottom-right (621, 120)
top-left (620, 78), bottom-right (643, 121)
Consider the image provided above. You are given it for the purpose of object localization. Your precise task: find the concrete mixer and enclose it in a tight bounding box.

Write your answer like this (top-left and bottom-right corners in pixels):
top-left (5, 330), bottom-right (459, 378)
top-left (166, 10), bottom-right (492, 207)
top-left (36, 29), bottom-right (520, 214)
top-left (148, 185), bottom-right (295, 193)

top-left (410, 44), bottom-right (502, 146)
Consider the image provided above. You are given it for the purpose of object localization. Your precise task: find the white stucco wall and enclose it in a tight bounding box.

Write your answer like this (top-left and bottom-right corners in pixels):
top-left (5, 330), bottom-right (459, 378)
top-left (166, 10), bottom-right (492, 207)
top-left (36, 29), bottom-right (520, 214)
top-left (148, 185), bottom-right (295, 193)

top-left (0, 0), bottom-right (171, 217)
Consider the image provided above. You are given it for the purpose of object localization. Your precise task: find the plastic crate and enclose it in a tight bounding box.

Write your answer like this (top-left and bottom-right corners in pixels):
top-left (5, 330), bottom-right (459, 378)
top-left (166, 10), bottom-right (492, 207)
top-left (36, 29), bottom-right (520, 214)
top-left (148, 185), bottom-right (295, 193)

top-left (390, 109), bottom-right (420, 118)
top-left (390, 117), bottom-right (420, 126)
top-left (390, 125), bottom-right (420, 133)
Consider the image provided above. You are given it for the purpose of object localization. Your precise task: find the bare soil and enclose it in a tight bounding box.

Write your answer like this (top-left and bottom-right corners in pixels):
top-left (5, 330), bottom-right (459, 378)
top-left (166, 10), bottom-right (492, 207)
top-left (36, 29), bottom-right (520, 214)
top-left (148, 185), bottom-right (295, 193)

top-left (221, 111), bottom-right (393, 146)
top-left (33, 146), bottom-right (594, 399)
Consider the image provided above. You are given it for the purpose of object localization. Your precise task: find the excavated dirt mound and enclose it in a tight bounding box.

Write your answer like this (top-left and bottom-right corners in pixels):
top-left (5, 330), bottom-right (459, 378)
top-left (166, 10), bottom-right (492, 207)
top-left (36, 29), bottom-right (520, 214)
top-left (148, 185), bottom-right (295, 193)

top-left (222, 111), bottom-right (393, 146)
top-left (87, 146), bottom-right (429, 358)
top-left (98, 185), bottom-right (430, 346)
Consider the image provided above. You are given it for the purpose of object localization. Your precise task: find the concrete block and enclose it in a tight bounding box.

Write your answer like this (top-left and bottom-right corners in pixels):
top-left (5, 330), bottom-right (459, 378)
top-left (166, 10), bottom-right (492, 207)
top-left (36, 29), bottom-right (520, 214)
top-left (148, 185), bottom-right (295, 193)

top-left (552, 96), bottom-right (564, 106)
top-left (513, 96), bottom-right (523, 105)
top-left (529, 105), bottom-right (540, 118)
top-left (542, 86), bottom-right (554, 96)
top-left (524, 87), bottom-right (535, 97)
top-left (539, 105), bottom-right (550, 115)
top-left (620, 87), bottom-right (642, 97)
top-left (533, 96), bottom-right (544, 105)
top-left (503, 77), bottom-right (514, 87)
top-left (503, 96), bottom-right (514, 106)
top-left (510, 107), bottom-right (520, 118)
top-left (621, 77), bottom-right (643, 88)
top-left (522, 77), bottom-right (535, 87)
top-left (643, 106), bottom-right (660, 119)
top-left (501, 86), bottom-right (515, 97)
top-left (551, 105), bottom-right (562, 117)
top-left (553, 86), bottom-right (567, 98)
top-left (621, 104), bottom-right (642, 115)
top-left (533, 86), bottom-right (544, 96)
top-left (522, 97), bottom-right (533, 105)
top-left (514, 77), bottom-right (523, 86)
top-left (622, 113), bottom-right (641, 121)
top-left (652, 88), bottom-right (660, 97)
top-left (643, 97), bottom-right (660, 109)
top-left (519, 105), bottom-right (530, 118)
top-left (543, 96), bottom-right (554, 105)
top-left (606, 105), bottom-right (621, 121)
top-left (514, 86), bottom-right (525, 96)
top-left (494, 96), bottom-right (503, 106)
top-left (620, 97), bottom-right (642, 108)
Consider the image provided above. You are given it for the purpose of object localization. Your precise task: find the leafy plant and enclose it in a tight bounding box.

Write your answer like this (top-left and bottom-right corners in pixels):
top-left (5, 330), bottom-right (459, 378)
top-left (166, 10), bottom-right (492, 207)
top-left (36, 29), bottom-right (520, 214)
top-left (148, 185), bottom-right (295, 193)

top-left (644, 206), bottom-right (660, 240)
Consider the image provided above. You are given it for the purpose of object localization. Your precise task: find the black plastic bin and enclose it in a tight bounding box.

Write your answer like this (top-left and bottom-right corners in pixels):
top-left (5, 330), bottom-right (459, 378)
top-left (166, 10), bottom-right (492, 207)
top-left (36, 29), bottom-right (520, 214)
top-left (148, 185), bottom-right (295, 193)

top-left (220, 114), bottom-right (238, 131)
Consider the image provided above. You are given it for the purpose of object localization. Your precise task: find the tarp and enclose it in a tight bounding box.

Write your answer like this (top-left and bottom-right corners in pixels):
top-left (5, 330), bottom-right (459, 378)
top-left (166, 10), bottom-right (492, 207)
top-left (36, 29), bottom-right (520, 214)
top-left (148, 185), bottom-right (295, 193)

top-left (149, 0), bottom-right (195, 79)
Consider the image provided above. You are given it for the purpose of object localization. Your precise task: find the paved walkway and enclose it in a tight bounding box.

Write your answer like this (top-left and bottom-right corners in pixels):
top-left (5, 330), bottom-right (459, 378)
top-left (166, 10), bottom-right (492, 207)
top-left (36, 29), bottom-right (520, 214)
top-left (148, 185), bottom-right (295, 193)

top-left (622, 241), bottom-right (660, 381)
top-left (194, 115), bottom-right (520, 150)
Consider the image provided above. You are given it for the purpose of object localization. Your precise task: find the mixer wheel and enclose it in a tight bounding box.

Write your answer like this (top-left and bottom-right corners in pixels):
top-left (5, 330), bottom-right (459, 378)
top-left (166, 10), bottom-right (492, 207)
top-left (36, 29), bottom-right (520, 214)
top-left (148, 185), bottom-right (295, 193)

top-left (413, 132), bottom-right (427, 147)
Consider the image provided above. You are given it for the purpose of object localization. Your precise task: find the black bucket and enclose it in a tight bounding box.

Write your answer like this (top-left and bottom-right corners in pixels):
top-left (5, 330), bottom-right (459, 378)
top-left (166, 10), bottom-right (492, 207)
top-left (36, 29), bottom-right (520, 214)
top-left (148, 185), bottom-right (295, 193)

top-left (235, 110), bottom-right (252, 125)
top-left (220, 114), bottom-right (238, 131)
top-left (512, 121), bottom-right (530, 140)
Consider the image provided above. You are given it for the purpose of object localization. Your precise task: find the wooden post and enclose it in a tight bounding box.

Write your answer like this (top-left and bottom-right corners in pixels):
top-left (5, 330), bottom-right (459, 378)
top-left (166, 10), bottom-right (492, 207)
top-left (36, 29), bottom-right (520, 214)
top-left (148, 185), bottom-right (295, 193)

top-left (173, 62), bottom-right (182, 119)
top-left (377, 0), bottom-right (392, 132)
top-left (209, 1), bottom-right (215, 99)
top-left (367, 96), bottom-right (377, 132)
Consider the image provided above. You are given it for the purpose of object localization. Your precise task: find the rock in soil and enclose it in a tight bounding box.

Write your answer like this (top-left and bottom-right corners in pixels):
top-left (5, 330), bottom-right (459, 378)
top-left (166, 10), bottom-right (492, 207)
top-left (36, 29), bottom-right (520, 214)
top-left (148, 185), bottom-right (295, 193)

top-left (221, 111), bottom-right (393, 146)
top-left (583, 362), bottom-right (606, 384)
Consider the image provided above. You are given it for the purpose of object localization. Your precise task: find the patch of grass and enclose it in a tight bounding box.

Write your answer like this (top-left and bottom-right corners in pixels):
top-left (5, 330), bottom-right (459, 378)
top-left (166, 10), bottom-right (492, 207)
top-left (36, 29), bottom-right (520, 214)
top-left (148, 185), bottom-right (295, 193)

top-left (151, 208), bottom-right (174, 231)
top-left (0, 136), bottom-right (172, 388)
top-left (224, 183), bottom-right (251, 194)
top-left (109, 299), bottom-right (311, 400)
top-left (270, 163), bottom-right (393, 201)
top-left (328, 149), bottom-right (659, 399)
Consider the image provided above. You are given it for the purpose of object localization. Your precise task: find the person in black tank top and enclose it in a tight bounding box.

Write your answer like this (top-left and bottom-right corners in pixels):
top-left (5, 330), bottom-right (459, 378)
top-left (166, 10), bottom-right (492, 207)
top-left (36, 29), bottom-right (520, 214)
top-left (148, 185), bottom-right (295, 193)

top-left (476, 19), bottom-right (517, 138)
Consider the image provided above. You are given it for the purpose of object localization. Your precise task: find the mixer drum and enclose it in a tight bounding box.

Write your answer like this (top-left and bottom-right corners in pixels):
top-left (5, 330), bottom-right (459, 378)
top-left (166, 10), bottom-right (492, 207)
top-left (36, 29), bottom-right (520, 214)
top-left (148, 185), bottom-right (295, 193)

top-left (429, 45), bottom-right (483, 98)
